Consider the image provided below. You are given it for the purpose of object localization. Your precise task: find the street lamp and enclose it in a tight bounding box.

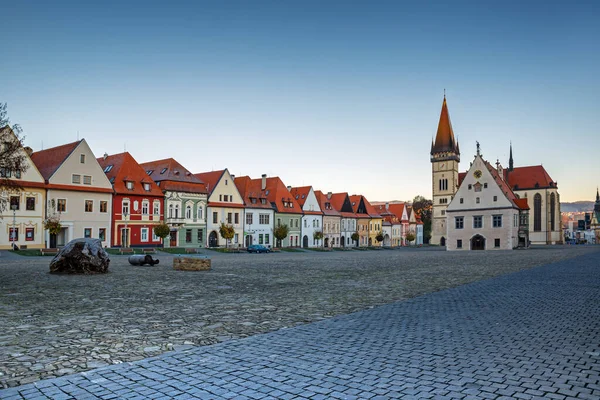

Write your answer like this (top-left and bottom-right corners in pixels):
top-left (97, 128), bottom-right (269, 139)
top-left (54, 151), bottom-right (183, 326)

top-left (11, 204), bottom-right (17, 250)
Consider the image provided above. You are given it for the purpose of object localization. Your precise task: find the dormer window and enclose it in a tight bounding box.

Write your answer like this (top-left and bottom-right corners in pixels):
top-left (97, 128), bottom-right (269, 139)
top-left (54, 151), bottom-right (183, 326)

top-left (80, 154), bottom-right (85, 163)
top-left (146, 170), bottom-right (153, 175)
top-left (251, 197), bottom-right (257, 204)
top-left (160, 168), bottom-right (167, 174)
top-left (260, 198), bottom-right (266, 204)
top-left (126, 181), bottom-right (134, 190)
top-left (143, 183), bottom-right (151, 191)
top-left (104, 165), bottom-right (113, 173)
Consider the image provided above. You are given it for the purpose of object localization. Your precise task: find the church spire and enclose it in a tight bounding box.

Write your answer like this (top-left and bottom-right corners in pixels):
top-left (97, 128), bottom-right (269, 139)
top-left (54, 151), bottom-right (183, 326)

top-left (509, 142), bottom-right (514, 171)
top-left (431, 95), bottom-right (459, 156)
top-left (595, 188), bottom-right (600, 212)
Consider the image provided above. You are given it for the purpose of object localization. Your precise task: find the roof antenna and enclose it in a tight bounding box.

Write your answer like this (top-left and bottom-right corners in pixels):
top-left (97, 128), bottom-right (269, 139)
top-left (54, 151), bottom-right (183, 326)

top-left (77, 131), bottom-right (79, 141)
top-left (444, 88), bottom-right (446, 99)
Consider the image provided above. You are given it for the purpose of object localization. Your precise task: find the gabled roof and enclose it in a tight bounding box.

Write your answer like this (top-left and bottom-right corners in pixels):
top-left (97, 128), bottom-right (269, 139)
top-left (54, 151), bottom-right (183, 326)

top-left (387, 203), bottom-right (409, 222)
top-left (194, 170), bottom-right (225, 195)
top-left (262, 177), bottom-right (301, 214)
top-left (349, 195), bottom-right (370, 217)
top-left (234, 176), bottom-right (273, 210)
top-left (97, 152), bottom-right (163, 196)
top-left (314, 190), bottom-right (341, 217)
top-left (140, 158), bottom-right (207, 194)
top-left (330, 192), bottom-right (357, 218)
top-left (31, 140), bottom-right (81, 181)
top-left (505, 165), bottom-right (556, 190)
top-left (290, 186), bottom-right (323, 215)
top-left (362, 197), bottom-right (382, 218)
top-left (431, 96), bottom-right (460, 155)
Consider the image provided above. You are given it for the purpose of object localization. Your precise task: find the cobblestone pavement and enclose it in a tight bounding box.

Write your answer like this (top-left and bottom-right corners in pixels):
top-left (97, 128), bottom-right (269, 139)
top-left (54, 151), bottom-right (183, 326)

top-left (0, 246), bottom-right (598, 393)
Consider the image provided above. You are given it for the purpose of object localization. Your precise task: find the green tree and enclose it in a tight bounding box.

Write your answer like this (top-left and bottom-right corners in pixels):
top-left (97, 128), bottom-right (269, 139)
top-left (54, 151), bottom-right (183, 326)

top-left (219, 223), bottom-right (235, 248)
top-left (412, 195), bottom-right (433, 243)
top-left (274, 224), bottom-right (289, 247)
top-left (375, 231), bottom-right (384, 242)
top-left (1, 103), bottom-right (29, 213)
top-left (153, 222), bottom-right (171, 245)
top-left (405, 232), bottom-right (416, 243)
top-left (351, 232), bottom-right (359, 246)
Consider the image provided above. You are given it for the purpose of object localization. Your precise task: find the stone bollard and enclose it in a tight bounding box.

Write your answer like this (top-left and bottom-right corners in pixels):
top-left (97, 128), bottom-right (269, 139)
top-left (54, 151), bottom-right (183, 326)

top-left (173, 255), bottom-right (211, 271)
top-left (128, 254), bottom-right (160, 266)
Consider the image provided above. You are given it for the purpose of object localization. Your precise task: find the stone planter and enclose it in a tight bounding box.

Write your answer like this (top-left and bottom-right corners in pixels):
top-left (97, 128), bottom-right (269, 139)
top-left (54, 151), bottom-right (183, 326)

top-left (173, 256), bottom-right (211, 271)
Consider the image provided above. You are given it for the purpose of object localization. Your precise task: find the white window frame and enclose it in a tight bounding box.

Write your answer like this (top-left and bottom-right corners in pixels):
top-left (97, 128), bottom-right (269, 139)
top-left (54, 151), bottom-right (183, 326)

top-left (141, 228), bottom-right (149, 242)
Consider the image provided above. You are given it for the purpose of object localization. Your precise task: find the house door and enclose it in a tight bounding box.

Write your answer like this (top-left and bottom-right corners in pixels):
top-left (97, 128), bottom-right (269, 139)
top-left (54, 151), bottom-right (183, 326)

top-left (324, 238), bottom-right (329, 248)
top-left (169, 231), bottom-right (177, 247)
top-left (303, 235), bottom-right (309, 248)
top-left (341, 236), bottom-right (345, 247)
top-left (121, 228), bottom-right (130, 247)
top-left (209, 231), bottom-right (218, 247)
top-left (49, 233), bottom-right (57, 249)
top-left (440, 236), bottom-right (446, 247)
top-left (245, 235), bottom-right (252, 247)
top-left (471, 235), bottom-right (485, 250)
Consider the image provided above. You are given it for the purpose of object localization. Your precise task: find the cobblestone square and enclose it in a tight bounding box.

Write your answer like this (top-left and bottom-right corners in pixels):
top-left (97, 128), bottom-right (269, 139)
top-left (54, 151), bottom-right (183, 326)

top-left (1, 246), bottom-right (598, 394)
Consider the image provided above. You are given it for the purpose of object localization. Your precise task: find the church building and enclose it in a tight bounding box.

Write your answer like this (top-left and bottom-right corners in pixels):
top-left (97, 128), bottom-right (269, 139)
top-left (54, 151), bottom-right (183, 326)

top-left (591, 189), bottom-right (600, 243)
top-left (446, 145), bottom-right (530, 251)
top-left (430, 95), bottom-right (562, 245)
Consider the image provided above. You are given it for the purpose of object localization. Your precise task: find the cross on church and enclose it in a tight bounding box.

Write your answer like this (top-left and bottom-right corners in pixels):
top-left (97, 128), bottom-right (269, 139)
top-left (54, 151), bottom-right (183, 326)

top-left (476, 141), bottom-right (481, 156)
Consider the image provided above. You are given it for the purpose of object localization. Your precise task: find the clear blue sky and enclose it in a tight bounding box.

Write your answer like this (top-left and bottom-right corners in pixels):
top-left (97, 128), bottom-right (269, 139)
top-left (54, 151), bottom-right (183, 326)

top-left (3, 0), bottom-right (599, 202)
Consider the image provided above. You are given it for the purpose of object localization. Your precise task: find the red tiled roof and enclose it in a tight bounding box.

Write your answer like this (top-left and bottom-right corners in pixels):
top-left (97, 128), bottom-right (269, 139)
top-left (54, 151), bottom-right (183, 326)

top-left (362, 197), bottom-right (382, 218)
top-left (348, 195), bottom-right (368, 216)
top-left (235, 176), bottom-right (273, 210)
top-left (330, 193), bottom-right (357, 218)
top-left (314, 190), bottom-right (341, 217)
top-left (262, 177), bottom-right (302, 214)
top-left (289, 186), bottom-right (311, 208)
top-left (194, 170), bottom-right (225, 194)
top-left (31, 140), bottom-right (81, 181)
top-left (483, 161), bottom-right (526, 210)
top-left (387, 203), bottom-right (408, 222)
top-left (431, 97), bottom-right (459, 155)
top-left (97, 152), bottom-right (163, 196)
top-left (140, 158), bottom-right (208, 193)
top-left (514, 198), bottom-right (529, 210)
top-left (505, 165), bottom-right (556, 190)
top-left (458, 172), bottom-right (467, 186)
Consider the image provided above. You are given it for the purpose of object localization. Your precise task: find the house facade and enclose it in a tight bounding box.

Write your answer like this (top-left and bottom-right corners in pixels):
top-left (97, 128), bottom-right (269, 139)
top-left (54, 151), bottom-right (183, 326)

top-left (141, 159), bottom-right (208, 248)
top-left (364, 197), bottom-right (383, 246)
top-left (446, 150), bottom-right (529, 251)
top-left (259, 178), bottom-right (301, 247)
top-left (0, 126), bottom-right (46, 250)
top-left (350, 195), bottom-right (371, 247)
top-left (195, 169), bottom-right (244, 248)
top-left (235, 174), bottom-right (275, 248)
top-left (290, 186), bottom-right (323, 248)
top-left (315, 190), bottom-right (341, 248)
top-left (31, 139), bottom-right (113, 247)
top-left (98, 152), bottom-right (164, 248)
top-left (330, 193), bottom-right (358, 247)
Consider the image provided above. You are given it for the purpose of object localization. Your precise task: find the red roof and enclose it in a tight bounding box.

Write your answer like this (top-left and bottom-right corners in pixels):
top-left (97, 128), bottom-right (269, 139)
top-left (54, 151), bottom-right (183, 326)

top-left (97, 152), bottom-right (163, 196)
top-left (140, 158), bottom-right (207, 194)
top-left (261, 177), bottom-right (301, 214)
top-left (387, 203), bottom-right (409, 222)
top-left (314, 190), bottom-right (341, 217)
top-left (362, 197), bottom-right (382, 218)
top-left (431, 97), bottom-right (459, 155)
top-left (31, 140), bottom-right (80, 181)
top-left (483, 161), bottom-right (528, 210)
top-left (194, 170), bottom-right (225, 195)
top-left (330, 193), bottom-right (357, 218)
top-left (234, 176), bottom-right (273, 210)
top-left (514, 198), bottom-right (529, 210)
top-left (505, 165), bottom-right (556, 190)
top-left (289, 186), bottom-right (311, 208)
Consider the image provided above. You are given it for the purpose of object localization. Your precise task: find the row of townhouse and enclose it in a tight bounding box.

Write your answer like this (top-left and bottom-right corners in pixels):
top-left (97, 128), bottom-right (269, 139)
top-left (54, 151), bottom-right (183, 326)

top-left (1, 131), bottom-right (422, 249)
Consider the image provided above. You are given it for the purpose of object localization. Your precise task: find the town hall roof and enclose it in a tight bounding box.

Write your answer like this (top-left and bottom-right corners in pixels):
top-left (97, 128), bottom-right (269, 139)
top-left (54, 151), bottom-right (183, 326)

top-left (505, 165), bottom-right (556, 190)
top-left (97, 152), bottom-right (163, 196)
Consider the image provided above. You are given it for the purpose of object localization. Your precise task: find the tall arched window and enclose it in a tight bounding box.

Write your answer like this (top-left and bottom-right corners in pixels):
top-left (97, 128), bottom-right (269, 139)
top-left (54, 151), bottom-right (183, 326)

top-left (186, 205), bottom-right (192, 219)
top-left (534, 193), bottom-right (542, 232)
top-left (550, 193), bottom-right (556, 231)
top-left (168, 204), bottom-right (173, 218)
top-left (197, 206), bottom-right (203, 220)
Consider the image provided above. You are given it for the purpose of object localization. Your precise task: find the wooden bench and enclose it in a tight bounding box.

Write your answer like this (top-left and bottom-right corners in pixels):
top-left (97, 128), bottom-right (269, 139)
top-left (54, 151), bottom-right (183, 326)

top-left (142, 248), bottom-right (157, 254)
top-left (119, 248), bottom-right (134, 255)
top-left (40, 248), bottom-right (59, 256)
top-left (185, 248), bottom-right (200, 254)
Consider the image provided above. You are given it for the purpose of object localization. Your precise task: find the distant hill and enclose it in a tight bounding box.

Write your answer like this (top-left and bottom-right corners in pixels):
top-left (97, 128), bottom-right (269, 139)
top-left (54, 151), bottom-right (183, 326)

top-left (561, 201), bottom-right (594, 213)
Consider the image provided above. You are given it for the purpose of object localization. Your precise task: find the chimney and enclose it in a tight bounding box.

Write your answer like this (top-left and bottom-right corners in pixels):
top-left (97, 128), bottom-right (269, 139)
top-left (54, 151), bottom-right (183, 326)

top-left (103, 152), bottom-right (108, 160)
top-left (327, 192), bottom-right (332, 200)
top-left (385, 202), bottom-right (389, 211)
top-left (231, 174), bottom-right (235, 180)
top-left (261, 174), bottom-right (267, 190)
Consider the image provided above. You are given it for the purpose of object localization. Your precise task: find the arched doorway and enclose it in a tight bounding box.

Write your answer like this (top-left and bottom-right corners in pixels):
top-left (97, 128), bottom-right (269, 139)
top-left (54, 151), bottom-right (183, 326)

top-left (324, 238), bottom-right (329, 248)
top-left (383, 234), bottom-right (390, 246)
top-left (303, 235), bottom-right (309, 248)
top-left (341, 236), bottom-right (345, 247)
top-left (368, 238), bottom-right (372, 246)
top-left (471, 234), bottom-right (485, 250)
top-left (209, 231), bottom-right (218, 247)
top-left (440, 236), bottom-right (446, 246)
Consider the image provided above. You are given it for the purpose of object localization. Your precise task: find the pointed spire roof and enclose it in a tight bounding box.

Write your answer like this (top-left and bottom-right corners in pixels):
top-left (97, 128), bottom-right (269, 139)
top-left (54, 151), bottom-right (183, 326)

top-left (431, 95), bottom-right (460, 156)
top-left (509, 142), bottom-right (514, 171)
top-left (595, 188), bottom-right (600, 212)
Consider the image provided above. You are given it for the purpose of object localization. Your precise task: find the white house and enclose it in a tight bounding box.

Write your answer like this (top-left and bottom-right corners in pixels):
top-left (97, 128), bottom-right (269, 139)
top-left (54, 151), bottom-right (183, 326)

top-left (330, 192), bottom-right (358, 247)
top-left (31, 139), bottom-right (113, 248)
top-left (235, 174), bottom-right (275, 248)
top-left (0, 126), bottom-right (46, 250)
top-left (290, 186), bottom-right (324, 248)
top-left (195, 169), bottom-right (245, 248)
top-left (446, 148), bottom-right (529, 251)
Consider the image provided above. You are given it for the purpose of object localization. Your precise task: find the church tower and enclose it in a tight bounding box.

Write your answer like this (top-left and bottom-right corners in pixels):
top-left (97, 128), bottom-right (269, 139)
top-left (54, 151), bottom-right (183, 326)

top-left (430, 95), bottom-right (460, 245)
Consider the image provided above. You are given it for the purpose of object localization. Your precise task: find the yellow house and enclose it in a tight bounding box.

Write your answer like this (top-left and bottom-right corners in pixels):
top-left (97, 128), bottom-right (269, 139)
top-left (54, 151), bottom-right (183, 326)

top-left (364, 197), bottom-right (383, 246)
top-left (1, 126), bottom-right (46, 250)
top-left (349, 195), bottom-right (371, 247)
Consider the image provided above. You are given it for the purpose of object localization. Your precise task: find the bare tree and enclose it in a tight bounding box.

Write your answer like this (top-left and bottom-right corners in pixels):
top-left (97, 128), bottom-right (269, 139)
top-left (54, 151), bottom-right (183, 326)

top-left (0, 102), bottom-right (29, 213)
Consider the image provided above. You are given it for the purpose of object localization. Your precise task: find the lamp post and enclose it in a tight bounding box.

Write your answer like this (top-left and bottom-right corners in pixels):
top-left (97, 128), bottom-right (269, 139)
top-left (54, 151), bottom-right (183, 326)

top-left (11, 204), bottom-right (17, 249)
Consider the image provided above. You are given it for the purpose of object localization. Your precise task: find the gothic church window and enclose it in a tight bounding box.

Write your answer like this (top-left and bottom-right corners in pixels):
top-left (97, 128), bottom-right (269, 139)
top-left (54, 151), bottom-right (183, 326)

top-left (550, 193), bottom-right (556, 231)
top-left (534, 193), bottom-right (542, 232)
